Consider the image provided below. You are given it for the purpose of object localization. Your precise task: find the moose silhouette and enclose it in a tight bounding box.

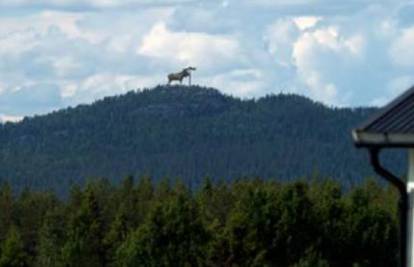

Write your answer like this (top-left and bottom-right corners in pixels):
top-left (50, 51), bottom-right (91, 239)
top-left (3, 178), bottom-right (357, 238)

top-left (167, 67), bottom-right (196, 86)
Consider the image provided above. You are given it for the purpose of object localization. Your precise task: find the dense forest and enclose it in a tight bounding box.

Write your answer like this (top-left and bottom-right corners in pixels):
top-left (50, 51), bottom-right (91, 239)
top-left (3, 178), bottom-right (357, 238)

top-left (0, 85), bottom-right (405, 195)
top-left (0, 177), bottom-right (400, 267)
top-left (0, 86), bottom-right (404, 266)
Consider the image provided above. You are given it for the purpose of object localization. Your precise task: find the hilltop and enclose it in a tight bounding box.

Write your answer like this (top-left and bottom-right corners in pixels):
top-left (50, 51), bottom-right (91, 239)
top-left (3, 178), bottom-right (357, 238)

top-left (0, 85), bottom-right (403, 194)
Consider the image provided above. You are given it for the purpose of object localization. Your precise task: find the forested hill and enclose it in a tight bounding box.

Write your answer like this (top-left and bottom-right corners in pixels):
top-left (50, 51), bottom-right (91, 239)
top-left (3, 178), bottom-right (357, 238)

top-left (0, 85), bottom-right (403, 194)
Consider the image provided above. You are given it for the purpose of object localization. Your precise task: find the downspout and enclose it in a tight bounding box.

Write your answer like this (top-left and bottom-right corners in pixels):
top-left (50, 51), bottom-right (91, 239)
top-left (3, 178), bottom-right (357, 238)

top-left (369, 147), bottom-right (407, 267)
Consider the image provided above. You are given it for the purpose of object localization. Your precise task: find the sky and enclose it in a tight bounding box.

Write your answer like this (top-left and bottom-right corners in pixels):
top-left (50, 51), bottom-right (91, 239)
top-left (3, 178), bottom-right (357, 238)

top-left (0, 0), bottom-right (414, 121)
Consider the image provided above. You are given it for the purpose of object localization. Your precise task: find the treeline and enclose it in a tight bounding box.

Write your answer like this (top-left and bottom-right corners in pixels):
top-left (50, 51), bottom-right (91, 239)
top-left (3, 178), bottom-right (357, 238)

top-left (0, 177), bottom-right (400, 267)
top-left (0, 85), bottom-right (400, 195)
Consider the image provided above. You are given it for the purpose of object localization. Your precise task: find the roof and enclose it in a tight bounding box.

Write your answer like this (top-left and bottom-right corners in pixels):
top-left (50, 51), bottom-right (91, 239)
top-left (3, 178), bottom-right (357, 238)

top-left (353, 86), bottom-right (414, 147)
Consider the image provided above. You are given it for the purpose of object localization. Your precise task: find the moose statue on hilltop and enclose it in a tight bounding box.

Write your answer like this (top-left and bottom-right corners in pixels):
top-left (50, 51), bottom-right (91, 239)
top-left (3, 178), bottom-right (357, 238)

top-left (167, 67), bottom-right (196, 86)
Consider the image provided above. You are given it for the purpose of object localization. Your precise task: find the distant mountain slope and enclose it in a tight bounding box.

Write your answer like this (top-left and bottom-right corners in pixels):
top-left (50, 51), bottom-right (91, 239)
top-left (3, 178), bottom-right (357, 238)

top-left (0, 85), bottom-right (404, 194)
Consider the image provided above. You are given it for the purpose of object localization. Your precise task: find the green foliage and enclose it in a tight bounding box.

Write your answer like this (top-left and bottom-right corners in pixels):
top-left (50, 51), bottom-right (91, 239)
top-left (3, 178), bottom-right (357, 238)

top-left (341, 183), bottom-right (399, 266)
top-left (0, 177), bottom-right (400, 267)
top-left (61, 186), bottom-right (107, 267)
top-left (0, 183), bottom-right (13, 243)
top-left (292, 249), bottom-right (329, 267)
top-left (35, 209), bottom-right (65, 267)
top-left (116, 186), bottom-right (209, 267)
top-left (0, 85), bottom-right (399, 195)
top-left (0, 226), bottom-right (29, 267)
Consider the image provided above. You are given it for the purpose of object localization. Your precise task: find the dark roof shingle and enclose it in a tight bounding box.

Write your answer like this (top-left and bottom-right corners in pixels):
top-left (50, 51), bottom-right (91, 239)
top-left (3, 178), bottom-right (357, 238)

top-left (358, 86), bottom-right (414, 134)
top-left (353, 86), bottom-right (414, 147)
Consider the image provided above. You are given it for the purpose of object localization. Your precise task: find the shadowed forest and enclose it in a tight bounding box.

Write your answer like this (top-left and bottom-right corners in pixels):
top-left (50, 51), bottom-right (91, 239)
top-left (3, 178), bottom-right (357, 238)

top-left (0, 86), bottom-right (404, 267)
top-left (0, 85), bottom-right (405, 195)
top-left (0, 177), bottom-right (399, 267)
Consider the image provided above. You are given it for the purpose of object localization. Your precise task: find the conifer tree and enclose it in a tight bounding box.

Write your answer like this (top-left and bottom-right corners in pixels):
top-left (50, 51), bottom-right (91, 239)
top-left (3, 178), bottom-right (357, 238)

top-left (0, 183), bottom-right (13, 244)
top-left (116, 189), bottom-right (209, 267)
top-left (62, 187), bottom-right (107, 267)
top-left (225, 181), bottom-right (280, 266)
top-left (0, 226), bottom-right (29, 267)
top-left (35, 209), bottom-right (66, 267)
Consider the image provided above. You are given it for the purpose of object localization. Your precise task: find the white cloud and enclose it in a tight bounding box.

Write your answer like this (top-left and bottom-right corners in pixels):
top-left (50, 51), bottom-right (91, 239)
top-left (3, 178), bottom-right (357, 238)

top-left (0, 0), bottom-right (195, 10)
top-left (106, 35), bottom-right (134, 53)
top-left (0, 114), bottom-right (23, 123)
top-left (344, 34), bottom-right (365, 56)
top-left (292, 26), bottom-right (366, 105)
top-left (0, 0), bottom-right (413, 116)
top-left (137, 22), bottom-right (241, 69)
top-left (390, 26), bottom-right (414, 67)
top-left (53, 56), bottom-right (81, 78)
top-left (0, 11), bottom-right (96, 42)
top-left (61, 83), bottom-right (77, 98)
top-left (293, 16), bottom-right (321, 31)
top-left (264, 19), bottom-right (300, 66)
top-left (387, 76), bottom-right (414, 96)
top-left (200, 68), bottom-right (266, 97)
top-left (0, 8), bottom-right (174, 116)
top-left (67, 73), bottom-right (163, 104)
top-left (369, 97), bottom-right (388, 107)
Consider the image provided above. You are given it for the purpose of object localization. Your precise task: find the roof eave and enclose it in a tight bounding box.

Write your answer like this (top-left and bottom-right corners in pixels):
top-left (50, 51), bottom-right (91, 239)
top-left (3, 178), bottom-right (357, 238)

top-left (356, 85), bottom-right (414, 131)
top-left (353, 130), bottom-right (414, 148)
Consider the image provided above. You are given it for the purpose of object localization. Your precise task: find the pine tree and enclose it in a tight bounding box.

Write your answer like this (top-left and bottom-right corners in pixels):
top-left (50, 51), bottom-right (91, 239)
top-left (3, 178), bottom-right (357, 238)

top-left (62, 187), bottom-right (107, 267)
top-left (104, 203), bottom-right (131, 266)
top-left (342, 183), bottom-right (398, 266)
top-left (276, 182), bottom-right (318, 266)
top-left (116, 190), bottom-right (209, 267)
top-left (135, 176), bottom-right (154, 226)
top-left (35, 209), bottom-right (66, 267)
top-left (0, 226), bottom-right (29, 267)
top-left (0, 183), bottom-right (13, 244)
top-left (225, 181), bottom-right (280, 266)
